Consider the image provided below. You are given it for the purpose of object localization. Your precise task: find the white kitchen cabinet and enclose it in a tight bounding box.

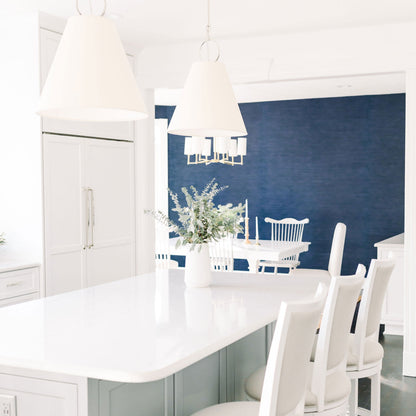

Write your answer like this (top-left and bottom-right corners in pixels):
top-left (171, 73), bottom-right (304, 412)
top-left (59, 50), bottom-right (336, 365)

top-left (374, 233), bottom-right (404, 335)
top-left (0, 367), bottom-right (88, 416)
top-left (43, 134), bottom-right (135, 295)
top-left (0, 263), bottom-right (40, 307)
top-left (0, 374), bottom-right (78, 416)
top-left (39, 28), bottom-right (135, 141)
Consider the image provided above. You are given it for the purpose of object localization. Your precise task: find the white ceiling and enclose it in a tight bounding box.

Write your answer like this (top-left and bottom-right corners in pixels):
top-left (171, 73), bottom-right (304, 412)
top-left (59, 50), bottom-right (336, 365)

top-left (6, 0), bottom-right (416, 49)
top-left (155, 73), bottom-right (406, 105)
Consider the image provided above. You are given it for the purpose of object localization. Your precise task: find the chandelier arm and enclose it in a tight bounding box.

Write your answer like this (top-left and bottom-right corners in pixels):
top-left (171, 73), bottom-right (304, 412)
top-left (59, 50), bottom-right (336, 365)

top-left (76, 0), bottom-right (107, 16)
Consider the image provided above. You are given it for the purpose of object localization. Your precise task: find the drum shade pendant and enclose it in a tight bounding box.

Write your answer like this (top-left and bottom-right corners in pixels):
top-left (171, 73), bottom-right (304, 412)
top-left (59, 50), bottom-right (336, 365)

top-left (167, 0), bottom-right (247, 137)
top-left (38, 6), bottom-right (147, 121)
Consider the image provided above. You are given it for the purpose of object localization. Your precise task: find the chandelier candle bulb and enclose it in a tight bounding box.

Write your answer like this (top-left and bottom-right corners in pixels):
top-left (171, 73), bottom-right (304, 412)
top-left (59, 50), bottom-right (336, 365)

top-left (245, 216), bottom-right (250, 244)
top-left (237, 137), bottom-right (247, 156)
top-left (184, 137), bottom-right (193, 155)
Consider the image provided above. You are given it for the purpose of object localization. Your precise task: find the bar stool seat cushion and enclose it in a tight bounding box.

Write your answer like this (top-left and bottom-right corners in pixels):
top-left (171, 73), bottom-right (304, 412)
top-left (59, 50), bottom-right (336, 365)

top-left (347, 335), bottom-right (384, 370)
top-left (304, 368), bottom-right (351, 410)
top-left (245, 364), bottom-right (351, 409)
top-left (192, 401), bottom-right (259, 416)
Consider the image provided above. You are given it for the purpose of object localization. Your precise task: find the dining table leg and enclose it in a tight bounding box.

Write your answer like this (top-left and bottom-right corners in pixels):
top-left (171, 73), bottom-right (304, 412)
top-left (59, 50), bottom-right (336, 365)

top-left (247, 256), bottom-right (258, 273)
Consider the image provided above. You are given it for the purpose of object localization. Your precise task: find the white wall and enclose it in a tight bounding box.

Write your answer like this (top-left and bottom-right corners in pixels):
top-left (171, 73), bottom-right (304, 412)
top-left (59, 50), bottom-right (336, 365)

top-left (0, 11), bottom-right (43, 262)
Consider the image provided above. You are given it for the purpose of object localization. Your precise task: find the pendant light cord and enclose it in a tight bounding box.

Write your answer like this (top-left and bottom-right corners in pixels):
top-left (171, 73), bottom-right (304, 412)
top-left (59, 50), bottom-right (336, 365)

top-left (206, 0), bottom-right (211, 41)
top-left (76, 0), bottom-right (107, 16)
top-left (199, 0), bottom-right (220, 61)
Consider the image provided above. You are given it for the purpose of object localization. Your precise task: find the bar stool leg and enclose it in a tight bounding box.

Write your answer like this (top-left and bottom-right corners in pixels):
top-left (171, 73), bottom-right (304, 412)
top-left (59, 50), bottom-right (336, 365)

top-left (349, 377), bottom-right (358, 416)
top-left (370, 372), bottom-right (381, 416)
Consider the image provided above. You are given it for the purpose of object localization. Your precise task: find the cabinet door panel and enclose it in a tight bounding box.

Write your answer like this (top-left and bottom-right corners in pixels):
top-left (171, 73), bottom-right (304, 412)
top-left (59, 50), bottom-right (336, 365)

top-left (85, 140), bottom-right (135, 244)
top-left (175, 352), bottom-right (222, 416)
top-left (48, 251), bottom-right (84, 295)
top-left (98, 379), bottom-right (168, 416)
top-left (87, 244), bottom-right (134, 287)
top-left (43, 134), bottom-right (86, 295)
top-left (0, 373), bottom-right (77, 416)
top-left (85, 140), bottom-right (135, 285)
top-left (226, 328), bottom-right (267, 401)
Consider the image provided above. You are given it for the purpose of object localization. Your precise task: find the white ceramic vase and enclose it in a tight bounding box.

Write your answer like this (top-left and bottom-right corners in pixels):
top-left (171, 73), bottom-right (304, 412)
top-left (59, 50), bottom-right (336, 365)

top-left (184, 243), bottom-right (212, 288)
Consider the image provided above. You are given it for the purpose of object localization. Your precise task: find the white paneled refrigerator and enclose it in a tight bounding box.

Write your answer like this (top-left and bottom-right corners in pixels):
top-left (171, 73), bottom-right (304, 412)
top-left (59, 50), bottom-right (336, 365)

top-left (43, 133), bottom-right (135, 295)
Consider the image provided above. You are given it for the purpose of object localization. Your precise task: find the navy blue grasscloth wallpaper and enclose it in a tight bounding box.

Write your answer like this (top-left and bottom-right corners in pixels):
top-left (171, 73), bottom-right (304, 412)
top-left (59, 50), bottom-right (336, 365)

top-left (156, 94), bottom-right (405, 274)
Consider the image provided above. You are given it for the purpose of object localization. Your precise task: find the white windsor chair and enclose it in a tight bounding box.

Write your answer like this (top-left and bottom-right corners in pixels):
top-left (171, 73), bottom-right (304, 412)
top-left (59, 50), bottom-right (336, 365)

top-left (258, 217), bottom-right (309, 274)
top-left (290, 222), bottom-right (346, 284)
top-left (155, 226), bottom-right (179, 270)
top-left (209, 235), bottom-right (234, 272)
top-left (347, 259), bottom-right (394, 416)
top-left (191, 284), bottom-right (328, 416)
top-left (245, 264), bottom-right (366, 416)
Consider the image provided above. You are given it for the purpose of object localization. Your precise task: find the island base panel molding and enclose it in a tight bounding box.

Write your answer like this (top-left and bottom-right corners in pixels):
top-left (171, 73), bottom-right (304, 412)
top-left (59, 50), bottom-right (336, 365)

top-left (0, 329), bottom-right (267, 416)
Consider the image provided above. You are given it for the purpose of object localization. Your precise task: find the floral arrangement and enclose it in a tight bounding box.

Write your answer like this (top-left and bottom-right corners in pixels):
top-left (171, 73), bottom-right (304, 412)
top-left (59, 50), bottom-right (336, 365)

top-left (0, 233), bottom-right (5, 245)
top-left (148, 179), bottom-right (245, 250)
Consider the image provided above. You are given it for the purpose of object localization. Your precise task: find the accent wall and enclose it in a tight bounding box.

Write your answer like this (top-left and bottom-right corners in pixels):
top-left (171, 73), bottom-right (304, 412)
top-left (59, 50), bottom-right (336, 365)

top-left (156, 93), bottom-right (405, 274)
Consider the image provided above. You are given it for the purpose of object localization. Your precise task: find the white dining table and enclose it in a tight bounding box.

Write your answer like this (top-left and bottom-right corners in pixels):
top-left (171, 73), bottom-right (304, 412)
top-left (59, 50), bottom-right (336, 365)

top-left (169, 237), bottom-right (311, 272)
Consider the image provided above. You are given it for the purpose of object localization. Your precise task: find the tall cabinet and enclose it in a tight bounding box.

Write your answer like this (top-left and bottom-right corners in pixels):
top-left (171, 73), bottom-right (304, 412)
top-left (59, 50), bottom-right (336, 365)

top-left (43, 134), bottom-right (135, 295)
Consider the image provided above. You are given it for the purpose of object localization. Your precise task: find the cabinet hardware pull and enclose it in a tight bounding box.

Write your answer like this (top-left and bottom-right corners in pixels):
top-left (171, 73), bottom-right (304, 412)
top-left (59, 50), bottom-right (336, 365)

top-left (88, 188), bottom-right (95, 249)
top-left (6, 281), bottom-right (23, 288)
top-left (83, 187), bottom-right (91, 249)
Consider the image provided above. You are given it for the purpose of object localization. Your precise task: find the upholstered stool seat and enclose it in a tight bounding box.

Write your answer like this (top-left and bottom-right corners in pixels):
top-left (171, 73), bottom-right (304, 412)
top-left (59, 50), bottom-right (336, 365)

top-left (304, 369), bottom-right (351, 412)
top-left (245, 364), bottom-right (351, 412)
top-left (192, 401), bottom-right (259, 416)
top-left (347, 334), bottom-right (384, 370)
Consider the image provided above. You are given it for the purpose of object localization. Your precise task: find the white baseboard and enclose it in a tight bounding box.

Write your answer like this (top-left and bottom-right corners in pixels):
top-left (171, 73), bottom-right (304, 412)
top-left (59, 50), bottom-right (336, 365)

top-left (384, 324), bottom-right (404, 336)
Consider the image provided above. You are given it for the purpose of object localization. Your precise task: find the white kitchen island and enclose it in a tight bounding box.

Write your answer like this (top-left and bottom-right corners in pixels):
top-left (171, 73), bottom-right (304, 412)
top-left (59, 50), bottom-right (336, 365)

top-left (0, 269), bottom-right (322, 416)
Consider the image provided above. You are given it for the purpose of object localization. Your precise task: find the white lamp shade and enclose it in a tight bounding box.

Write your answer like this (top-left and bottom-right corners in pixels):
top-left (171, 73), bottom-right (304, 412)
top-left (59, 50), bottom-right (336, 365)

top-left (167, 61), bottom-right (247, 137)
top-left (237, 137), bottom-right (247, 156)
top-left (38, 15), bottom-right (148, 121)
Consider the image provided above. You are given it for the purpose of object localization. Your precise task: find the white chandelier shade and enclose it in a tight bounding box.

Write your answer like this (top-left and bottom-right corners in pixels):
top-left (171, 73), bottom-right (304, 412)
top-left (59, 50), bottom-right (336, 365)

top-left (184, 136), bottom-right (247, 166)
top-left (38, 15), bottom-right (148, 122)
top-left (167, 61), bottom-right (247, 137)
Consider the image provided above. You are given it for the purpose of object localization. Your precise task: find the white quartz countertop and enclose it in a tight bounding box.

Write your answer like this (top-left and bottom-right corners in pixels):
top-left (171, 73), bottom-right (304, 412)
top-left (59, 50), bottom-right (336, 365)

top-left (374, 233), bottom-right (404, 248)
top-left (0, 261), bottom-right (40, 274)
top-left (0, 270), bottom-right (322, 383)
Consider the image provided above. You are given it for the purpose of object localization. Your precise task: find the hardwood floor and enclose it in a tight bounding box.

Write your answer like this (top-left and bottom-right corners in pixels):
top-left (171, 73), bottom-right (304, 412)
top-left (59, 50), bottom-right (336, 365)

top-left (359, 335), bottom-right (416, 415)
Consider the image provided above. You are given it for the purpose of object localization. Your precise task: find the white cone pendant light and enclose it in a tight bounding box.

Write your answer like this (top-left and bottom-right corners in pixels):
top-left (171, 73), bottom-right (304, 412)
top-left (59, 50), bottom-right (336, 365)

top-left (167, 0), bottom-right (247, 137)
top-left (38, 12), bottom-right (147, 121)
top-left (168, 61), bottom-right (247, 137)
